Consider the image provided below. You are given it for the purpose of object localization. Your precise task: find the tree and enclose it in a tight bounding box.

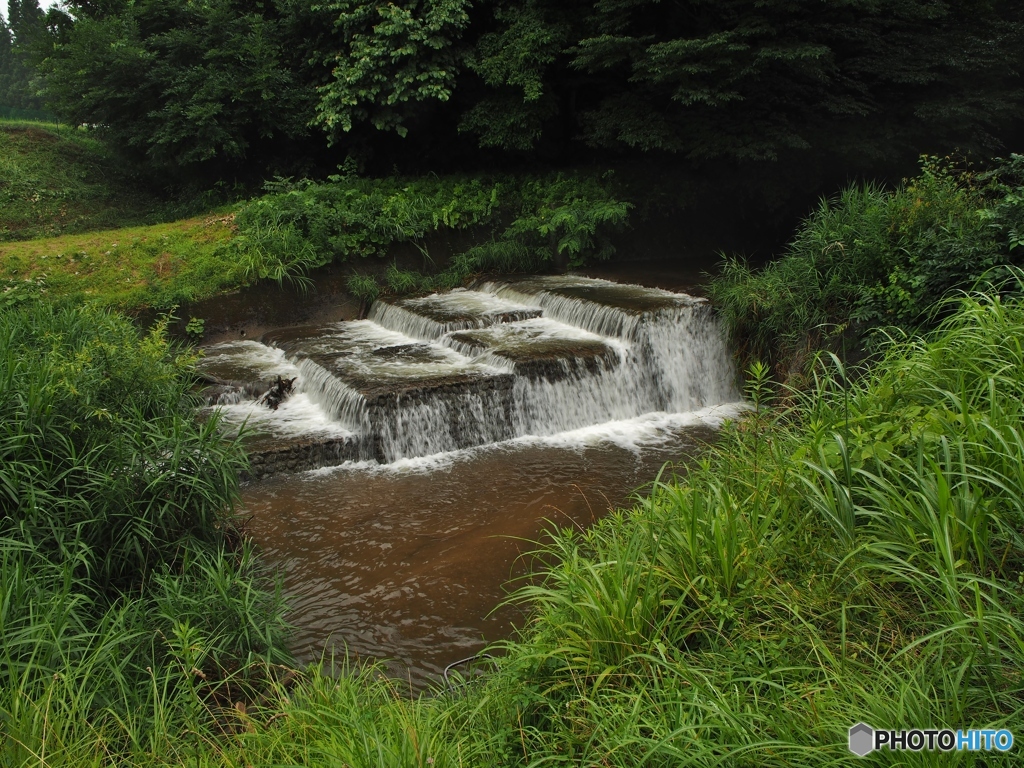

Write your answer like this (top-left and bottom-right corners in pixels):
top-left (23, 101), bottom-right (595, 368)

top-left (33, 0), bottom-right (1024, 181)
top-left (313, 0), bottom-right (472, 141)
top-left (0, 1), bottom-right (46, 110)
top-left (457, 0), bottom-right (1024, 162)
top-left (41, 0), bottom-right (318, 172)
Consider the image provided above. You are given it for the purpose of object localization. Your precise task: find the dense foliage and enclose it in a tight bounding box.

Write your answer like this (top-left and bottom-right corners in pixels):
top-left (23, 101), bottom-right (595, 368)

top-left (7, 288), bottom-right (1024, 765)
top-left (33, 1), bottom-right (1024, 181)
top-left (235, 172), bottom-right (631, 297)
top-left (40, 0), bottom-right (318, 175)
top-left (0, 1), bottom-right (46, 111)
top-left (0, 303), bottom-right (289, 764)
top-left (710, 154), bottom-right (1024, 376)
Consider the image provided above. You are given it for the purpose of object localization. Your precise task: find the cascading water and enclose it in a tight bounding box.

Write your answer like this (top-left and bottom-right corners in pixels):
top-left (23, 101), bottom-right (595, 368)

top-left (199, 277), bottom-right (741, 471)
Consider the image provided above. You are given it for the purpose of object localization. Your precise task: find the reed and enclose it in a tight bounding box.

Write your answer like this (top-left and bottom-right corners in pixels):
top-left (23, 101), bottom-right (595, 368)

top-left (0, 302), bottom-right (290, 766)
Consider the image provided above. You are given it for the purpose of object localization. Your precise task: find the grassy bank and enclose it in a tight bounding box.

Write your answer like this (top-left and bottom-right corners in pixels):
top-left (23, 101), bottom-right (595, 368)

top-left (0, 121), bottom-right (172, 242)
top-left (0, 214), bottom-right (244, 311)
top-left (710, 154), bottom-right (1024, 379)
top-left (1, 166), bottom-right (632, 314)
top-left (5, 287), bottom-right (1022, 765)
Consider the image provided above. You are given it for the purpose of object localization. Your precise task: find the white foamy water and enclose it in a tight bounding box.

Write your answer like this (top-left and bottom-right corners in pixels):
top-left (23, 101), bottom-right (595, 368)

top-left (369, 289), bottom-right (539, 341)
top-left (441, 315), bottom-right (625, 358)
top-left (306, 402), bottom-right (748, 479)
top-left (214, 393), bottom-right (355, 440)
top-left (198, 276), bottom-right (741, 468)
top-left (199, 340), bottom-right (299, 382)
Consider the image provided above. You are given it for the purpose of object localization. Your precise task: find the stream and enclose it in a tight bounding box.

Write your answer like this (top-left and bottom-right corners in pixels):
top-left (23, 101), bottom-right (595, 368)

top-left (199, 273), bottom-right (744, 686)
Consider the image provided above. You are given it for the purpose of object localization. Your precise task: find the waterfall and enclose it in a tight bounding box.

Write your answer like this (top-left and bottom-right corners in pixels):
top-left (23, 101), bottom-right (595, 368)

top-left (369, 289), bottom-right (541, 341)
top-left (199, 276), bottom-right (740, 473)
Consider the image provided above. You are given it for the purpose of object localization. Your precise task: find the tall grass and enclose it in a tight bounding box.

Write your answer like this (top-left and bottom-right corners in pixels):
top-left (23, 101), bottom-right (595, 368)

top-left (471, 288), bottom-right (1024, 765)
top-left (0, 303), bottom-right (289, 766)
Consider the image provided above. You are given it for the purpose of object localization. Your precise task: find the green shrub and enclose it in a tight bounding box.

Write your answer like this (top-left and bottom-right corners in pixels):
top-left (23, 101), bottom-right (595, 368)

top-left (235, 172), bottom-right (631, 295)
top-left (0, 303), bottom-right (289, 765)
top-left (0, 303), bottom-right (244, 589)
top-left (711, 155), bottom-right (1024, 376)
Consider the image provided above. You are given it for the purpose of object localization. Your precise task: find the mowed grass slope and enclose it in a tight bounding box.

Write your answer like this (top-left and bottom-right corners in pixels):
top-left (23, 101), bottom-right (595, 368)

top-left (0, 214), bottom-right (243, 310)
top-left (0, 121), bottom-right (255, 311)
top-left (0, 121), bottom-right (167, 242)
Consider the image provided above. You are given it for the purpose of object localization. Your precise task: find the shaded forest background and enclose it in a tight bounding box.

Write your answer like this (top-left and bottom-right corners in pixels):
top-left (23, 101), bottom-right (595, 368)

top-left (2, 0), bottom-right (1023, 240)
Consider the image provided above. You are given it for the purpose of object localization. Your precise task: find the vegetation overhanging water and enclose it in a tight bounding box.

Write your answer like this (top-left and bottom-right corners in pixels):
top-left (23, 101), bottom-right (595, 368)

top-left (4, 153), bottom-right (1024, 760)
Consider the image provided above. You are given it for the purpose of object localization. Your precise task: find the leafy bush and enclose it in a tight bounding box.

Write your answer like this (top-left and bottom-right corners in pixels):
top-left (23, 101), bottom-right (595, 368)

top-left (236, 175), bottom-right (503, 266)
top-left (711, 155), bottom-right (1024, 376)
top-left (235, 172), bottom-right (631, 294)
top-left (0, 303), bottom-right (289, 764)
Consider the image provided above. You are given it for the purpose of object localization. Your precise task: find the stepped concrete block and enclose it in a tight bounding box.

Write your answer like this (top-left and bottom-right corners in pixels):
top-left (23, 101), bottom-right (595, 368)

top-left (242, 433), bottom-right (363, 480)
top-left (487, 275), bottom-right (704, 315)
top-left (448, 328), bottom-right (619, 382)
top-left (393, 289), bottom-right (541, 327)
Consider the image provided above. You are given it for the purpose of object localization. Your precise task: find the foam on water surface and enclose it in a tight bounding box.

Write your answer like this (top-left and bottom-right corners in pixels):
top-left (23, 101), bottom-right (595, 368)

top-left (198, 340), bottom-right (299, 383)
top-left (215, 393), bottom-right (355, 440)
top-left (369, 289), bottom-right (540, 340)
top-left (305, 400), bottom-right (748, 479)
top-left (204, 276), bottom-right (740, 472)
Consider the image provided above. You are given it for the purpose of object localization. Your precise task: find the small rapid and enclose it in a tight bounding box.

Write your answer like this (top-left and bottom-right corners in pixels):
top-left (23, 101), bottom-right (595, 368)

top-left (199, 276), bottom-right (740, 470)
top-left (202, 274), bottom-right (745, 686)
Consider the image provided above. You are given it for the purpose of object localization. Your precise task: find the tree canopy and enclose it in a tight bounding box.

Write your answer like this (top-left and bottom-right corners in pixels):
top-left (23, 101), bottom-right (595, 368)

top-left (0, 0), bottom-right (47, 110)
top-left (30, 0), bottom-right (1024, 179)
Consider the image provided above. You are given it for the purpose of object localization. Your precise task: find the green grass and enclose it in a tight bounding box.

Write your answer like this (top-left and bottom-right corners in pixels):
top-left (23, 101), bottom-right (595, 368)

top-left (0, 303), bottom-right (290, 767)
top-left (0, 214), bottom-right (249, 311)
top-left (0, 169), bottom-right (634, 313)
top-left (8, 286), bottom-right (1022, 766)
top-left (0, 121), bottom-right (170, 242)
top-left (473, 288), bottom-right (1024, 765)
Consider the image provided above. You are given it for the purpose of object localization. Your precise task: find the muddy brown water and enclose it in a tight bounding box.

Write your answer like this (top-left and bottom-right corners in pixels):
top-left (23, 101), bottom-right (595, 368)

top-left (239, 424), bottom-right (716, 689)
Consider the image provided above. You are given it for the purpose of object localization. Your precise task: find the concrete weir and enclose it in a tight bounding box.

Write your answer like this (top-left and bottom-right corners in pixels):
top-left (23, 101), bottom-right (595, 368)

top-left (198, 278), bottom-right (738, 476)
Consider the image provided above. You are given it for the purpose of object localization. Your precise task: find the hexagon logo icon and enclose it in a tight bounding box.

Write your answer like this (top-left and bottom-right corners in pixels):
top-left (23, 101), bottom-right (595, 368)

top-left (849, 723), bottom-right (875, 756)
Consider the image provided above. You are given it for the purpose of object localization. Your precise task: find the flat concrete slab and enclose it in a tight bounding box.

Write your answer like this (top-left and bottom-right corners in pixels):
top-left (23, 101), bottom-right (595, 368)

top-left (484, 275), bottom-right (704, 314)
top-left (447, 317), bottom-right (620, 380)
